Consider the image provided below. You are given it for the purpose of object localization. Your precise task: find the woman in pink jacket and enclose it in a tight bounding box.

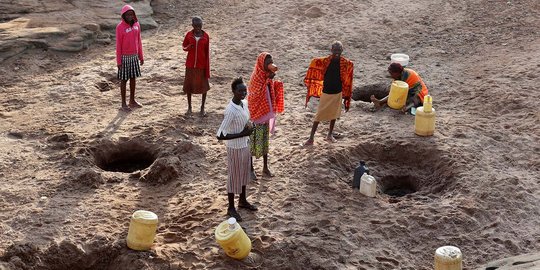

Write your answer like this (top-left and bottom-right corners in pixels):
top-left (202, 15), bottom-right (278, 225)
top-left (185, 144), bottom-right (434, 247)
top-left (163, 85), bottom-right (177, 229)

top-left (116, 5), bottom-right (144, 112)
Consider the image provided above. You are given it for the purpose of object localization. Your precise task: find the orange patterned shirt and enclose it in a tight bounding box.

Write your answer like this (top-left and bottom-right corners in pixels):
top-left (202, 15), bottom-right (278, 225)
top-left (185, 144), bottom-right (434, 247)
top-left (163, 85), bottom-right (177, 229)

top-left (304, 55), bottom-right (354, 109)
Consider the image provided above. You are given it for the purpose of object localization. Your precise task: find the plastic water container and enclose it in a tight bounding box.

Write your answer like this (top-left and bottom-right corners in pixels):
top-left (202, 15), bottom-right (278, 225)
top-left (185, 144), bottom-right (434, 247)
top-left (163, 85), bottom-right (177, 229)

top-left (352, 161), bottom-right (369, 189)
top-left (215, 218), bottom-right (251, 260)
top-left (415, 95), bottom-right (436, 136)
top-left (359, 173), bottom-right (377, 197)
top-left (388, 80), bottom-right (409, 110)
top-left (434, 246), bottom-right (462, 270)
top-left (126, 210), bottom-right (159, 251)
top-left (391, 53), bottom-right (409, 66)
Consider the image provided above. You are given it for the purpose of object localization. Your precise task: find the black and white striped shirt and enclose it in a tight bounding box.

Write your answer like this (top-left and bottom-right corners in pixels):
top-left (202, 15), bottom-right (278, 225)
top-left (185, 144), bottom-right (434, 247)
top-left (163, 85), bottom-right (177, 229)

top-left (217, 100), bottom-right (250, 149)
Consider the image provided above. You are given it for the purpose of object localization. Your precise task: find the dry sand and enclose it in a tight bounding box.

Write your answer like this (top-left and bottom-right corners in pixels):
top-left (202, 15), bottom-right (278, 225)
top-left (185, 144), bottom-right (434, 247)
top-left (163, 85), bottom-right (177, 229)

top-left (1, 0), bottom-right (539, 269)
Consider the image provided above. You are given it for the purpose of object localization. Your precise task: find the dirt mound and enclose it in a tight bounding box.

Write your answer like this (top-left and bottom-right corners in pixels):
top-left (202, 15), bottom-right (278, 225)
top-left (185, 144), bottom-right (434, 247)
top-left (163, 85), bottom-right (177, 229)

top-left (140, 156), bottom-right (182, 185)
top-left (304, 7), bottom-right (325, 18)
top-left (0, 237), bottom-right (170, 270)
top-left (71, 169), bottom-right (104, 188)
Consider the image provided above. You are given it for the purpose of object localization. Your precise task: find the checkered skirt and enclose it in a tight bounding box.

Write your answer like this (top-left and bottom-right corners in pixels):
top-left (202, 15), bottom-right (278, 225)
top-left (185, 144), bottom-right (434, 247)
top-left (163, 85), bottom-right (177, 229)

top-left (117, 54), bottom-right (141, 81)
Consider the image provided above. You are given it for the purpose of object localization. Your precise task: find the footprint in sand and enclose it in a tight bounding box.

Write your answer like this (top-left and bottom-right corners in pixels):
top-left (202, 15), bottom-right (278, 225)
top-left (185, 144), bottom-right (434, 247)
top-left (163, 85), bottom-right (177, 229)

top-left (304, 6), bottom-right (324, 18)
top-left (376, 256), bottom-right (400, 266)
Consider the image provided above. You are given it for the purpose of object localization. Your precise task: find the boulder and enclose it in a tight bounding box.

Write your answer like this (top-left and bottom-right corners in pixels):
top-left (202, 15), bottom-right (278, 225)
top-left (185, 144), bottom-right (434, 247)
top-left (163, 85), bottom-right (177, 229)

top-left (479, 252), bottom-right (540, 270)
top-left (0, 0), bottom-right (157, 61)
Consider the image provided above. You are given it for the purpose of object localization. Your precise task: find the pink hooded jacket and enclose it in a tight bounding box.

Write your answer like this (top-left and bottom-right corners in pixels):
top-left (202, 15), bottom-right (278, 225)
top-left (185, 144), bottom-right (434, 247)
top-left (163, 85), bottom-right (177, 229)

top-left (116, 5), bottom-right (144, 66)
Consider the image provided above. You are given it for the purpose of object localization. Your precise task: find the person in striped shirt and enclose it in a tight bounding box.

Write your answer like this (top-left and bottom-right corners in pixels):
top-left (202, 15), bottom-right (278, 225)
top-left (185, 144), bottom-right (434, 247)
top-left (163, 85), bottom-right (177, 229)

top-left (217, 77), bottom-right (258, 221)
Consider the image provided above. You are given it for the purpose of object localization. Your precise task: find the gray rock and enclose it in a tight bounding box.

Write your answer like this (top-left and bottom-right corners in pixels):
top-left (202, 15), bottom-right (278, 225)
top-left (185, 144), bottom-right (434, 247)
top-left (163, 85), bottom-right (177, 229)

top-left (479, 252), bottom-right (540, 270)
top-left (0, 0), bottom-right (157, 61)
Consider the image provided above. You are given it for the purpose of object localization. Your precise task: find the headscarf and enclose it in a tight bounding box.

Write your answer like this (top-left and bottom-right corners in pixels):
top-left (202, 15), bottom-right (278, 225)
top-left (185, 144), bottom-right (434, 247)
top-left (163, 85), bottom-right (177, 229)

top-left (248, 52), bottom-right (284, 121)
top-left (388, 62), bottom-right (404, 73)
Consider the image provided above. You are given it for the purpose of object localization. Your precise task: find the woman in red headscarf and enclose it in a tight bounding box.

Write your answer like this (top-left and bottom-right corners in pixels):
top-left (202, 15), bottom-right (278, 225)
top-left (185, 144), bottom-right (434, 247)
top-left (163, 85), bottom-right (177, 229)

top-left (247, 52), bottom-right (284, 179)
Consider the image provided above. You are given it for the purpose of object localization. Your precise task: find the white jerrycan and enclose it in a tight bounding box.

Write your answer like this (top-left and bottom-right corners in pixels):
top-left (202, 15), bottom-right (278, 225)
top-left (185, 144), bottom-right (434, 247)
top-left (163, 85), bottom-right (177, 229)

top-left (359, 173), bottom-right (377, 197)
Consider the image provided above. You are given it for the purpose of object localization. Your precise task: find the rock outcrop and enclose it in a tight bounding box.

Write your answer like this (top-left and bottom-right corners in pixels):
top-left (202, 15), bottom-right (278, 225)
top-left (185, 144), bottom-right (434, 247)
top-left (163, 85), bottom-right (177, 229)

top-left (0, 0), bottom-right (158, 61)
top-left (479, 252), bottom-right (540, 270)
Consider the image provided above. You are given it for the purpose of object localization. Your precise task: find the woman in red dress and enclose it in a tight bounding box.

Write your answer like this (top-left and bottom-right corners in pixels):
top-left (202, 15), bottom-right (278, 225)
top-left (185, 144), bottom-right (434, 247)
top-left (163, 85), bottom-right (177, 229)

top-left (182, 16), bottom-right (210, 116)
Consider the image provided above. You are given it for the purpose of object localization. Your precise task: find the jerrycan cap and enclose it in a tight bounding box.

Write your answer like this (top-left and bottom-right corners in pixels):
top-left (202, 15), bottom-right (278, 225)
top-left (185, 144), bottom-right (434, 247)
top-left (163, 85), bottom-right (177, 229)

top-left (227, 217), bottom-right (238, 230)
top-left (435, 246), bottom-right (462, 259)
top-left (132, 210), bottom-right (158, 224)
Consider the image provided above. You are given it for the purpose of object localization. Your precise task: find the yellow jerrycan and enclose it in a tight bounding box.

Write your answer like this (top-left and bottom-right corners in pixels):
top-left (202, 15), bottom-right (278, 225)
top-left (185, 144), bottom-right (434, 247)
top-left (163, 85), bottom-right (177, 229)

top-left (126, 210), bottom-right (159, 251)
top-left (434, 246), bottom-right (462, 270)
top-left (215, 217), bottom-right (252, 260)
top-left (415, 95), bottom-right (436, 136)
top-left (388, 80), bottom-right (409, 110)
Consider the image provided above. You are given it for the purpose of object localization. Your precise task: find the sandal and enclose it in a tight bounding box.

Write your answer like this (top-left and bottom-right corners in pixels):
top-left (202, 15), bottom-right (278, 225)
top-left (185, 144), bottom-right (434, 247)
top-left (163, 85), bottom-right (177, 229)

top-left (238, 201), bottom-right (258, 211)
top-left (227, 208), bottom-right (242, 221)
top-left (250, 170), bottom-right (258, 180)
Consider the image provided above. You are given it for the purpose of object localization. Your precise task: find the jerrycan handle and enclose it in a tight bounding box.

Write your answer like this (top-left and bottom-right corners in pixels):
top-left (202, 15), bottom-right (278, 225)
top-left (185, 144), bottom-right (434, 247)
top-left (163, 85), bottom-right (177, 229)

top-left (361, 173), bottom-right (375, 184)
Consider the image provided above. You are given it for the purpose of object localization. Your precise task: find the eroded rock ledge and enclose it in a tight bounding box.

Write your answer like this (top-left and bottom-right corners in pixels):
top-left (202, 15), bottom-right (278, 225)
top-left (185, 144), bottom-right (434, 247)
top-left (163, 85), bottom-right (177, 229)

top-left (0, 0), bottom-right (157, 61)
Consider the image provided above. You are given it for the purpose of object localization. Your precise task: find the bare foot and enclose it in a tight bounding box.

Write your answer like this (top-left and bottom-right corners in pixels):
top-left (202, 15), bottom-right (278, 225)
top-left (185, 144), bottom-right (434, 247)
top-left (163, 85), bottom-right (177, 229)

top-left (120, 105), bottom-right (132, 112)
top-left (302, 139), bottom-right (314, 147)
top-left (325, 136), bottom-right (337, 143)
top-left (370, 95), bottom-right (382, 110)
top-left (186, 108), bottom-right (192, 116)
top-left (262, 169), bottom-right (274, 177)
top-left (129, 101), bottom-right (142, 108)
top-left (199, 110), bottom-right (207, 117)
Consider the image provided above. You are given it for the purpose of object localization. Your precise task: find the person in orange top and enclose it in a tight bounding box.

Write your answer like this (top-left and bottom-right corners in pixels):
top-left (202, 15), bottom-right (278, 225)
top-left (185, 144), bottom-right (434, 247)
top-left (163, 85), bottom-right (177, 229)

top-left (371, 63), bottom-right (429, 113)
top-left (247, 52), bottom-right (284, 179)
top-left (303, 41), bottom-right (354, 146)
